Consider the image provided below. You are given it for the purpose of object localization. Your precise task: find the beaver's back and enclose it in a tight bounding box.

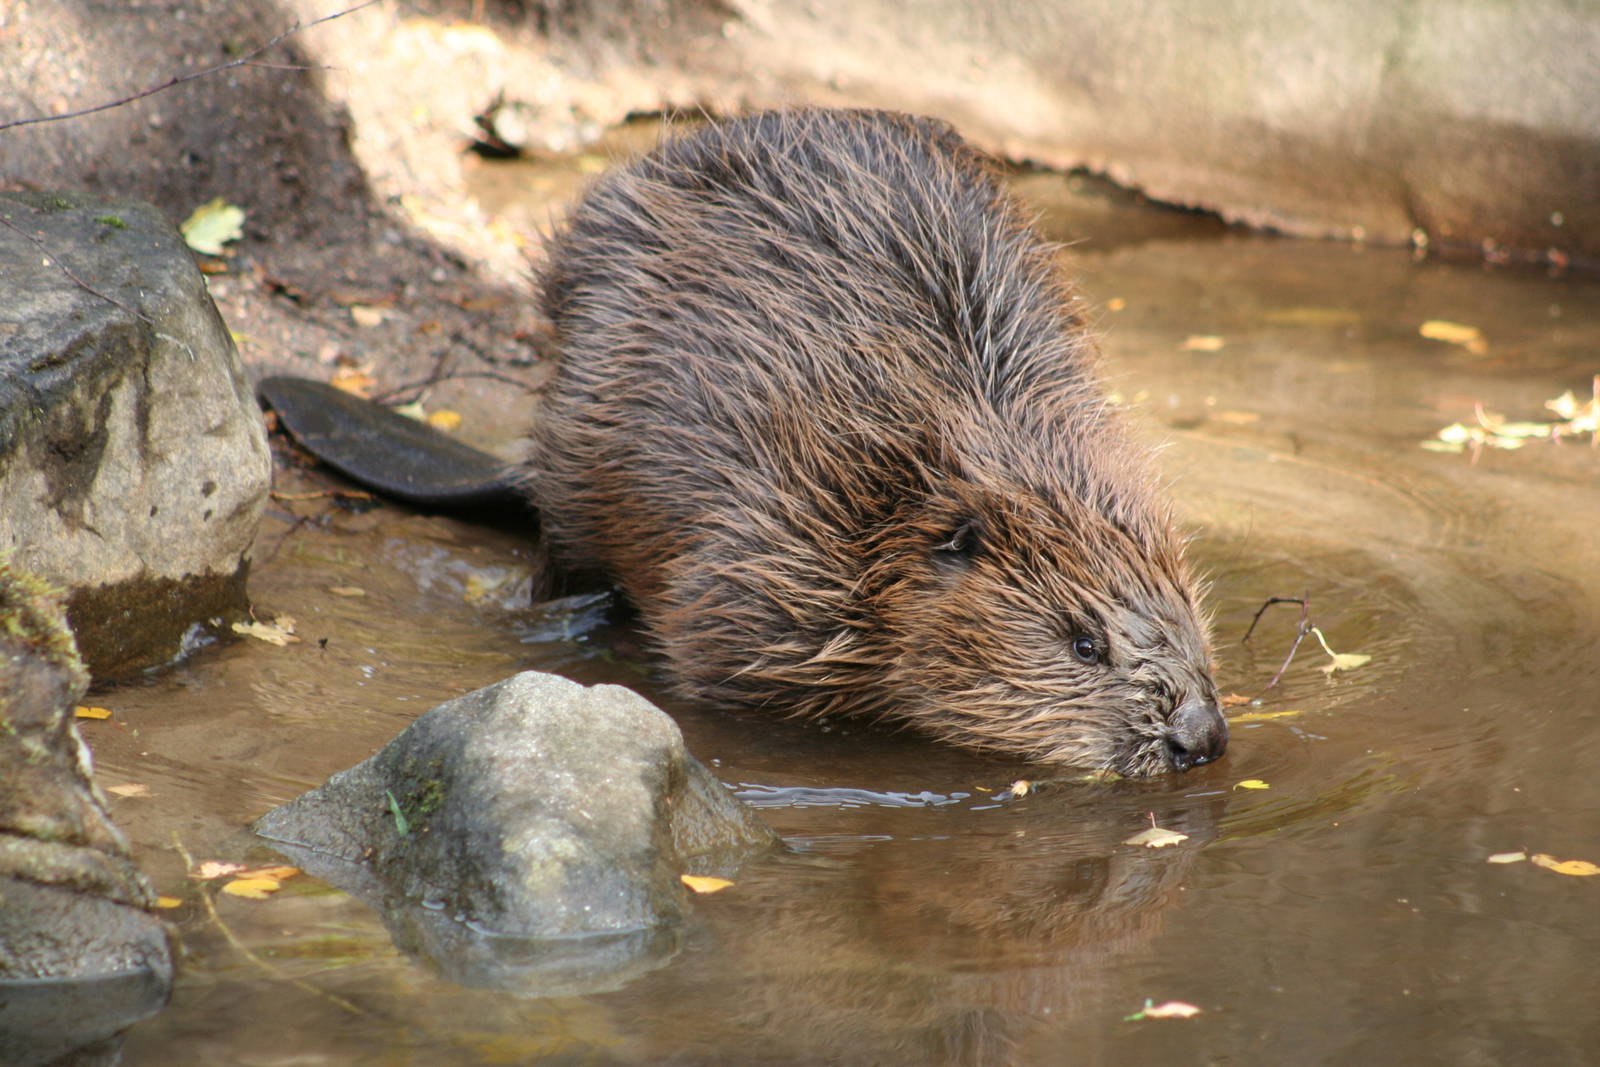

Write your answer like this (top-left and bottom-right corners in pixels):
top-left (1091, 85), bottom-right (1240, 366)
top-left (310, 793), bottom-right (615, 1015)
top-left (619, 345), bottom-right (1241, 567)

top-left (524, 110), bottom-right (1225, 775)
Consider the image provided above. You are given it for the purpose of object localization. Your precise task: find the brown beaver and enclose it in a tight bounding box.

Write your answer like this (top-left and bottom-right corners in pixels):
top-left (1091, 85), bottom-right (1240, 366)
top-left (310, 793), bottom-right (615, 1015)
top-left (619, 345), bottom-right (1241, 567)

top-left (521, 109), bottom-right (1226, 777)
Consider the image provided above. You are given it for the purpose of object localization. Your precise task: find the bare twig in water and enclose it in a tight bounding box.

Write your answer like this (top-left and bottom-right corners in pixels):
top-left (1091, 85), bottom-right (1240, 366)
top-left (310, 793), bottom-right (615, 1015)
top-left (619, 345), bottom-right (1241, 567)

top-left (169, 833), bottom-right (370, 1018)
top-left (0, 1), bottom-right (380, 134)
top-left (1241, 594), bottom-right (1313, 696)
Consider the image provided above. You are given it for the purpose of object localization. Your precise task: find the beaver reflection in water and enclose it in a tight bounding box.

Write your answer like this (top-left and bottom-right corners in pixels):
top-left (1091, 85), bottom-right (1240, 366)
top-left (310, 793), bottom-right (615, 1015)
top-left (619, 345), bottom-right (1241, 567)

top-left (523, 109), bottom-right (1227, 776)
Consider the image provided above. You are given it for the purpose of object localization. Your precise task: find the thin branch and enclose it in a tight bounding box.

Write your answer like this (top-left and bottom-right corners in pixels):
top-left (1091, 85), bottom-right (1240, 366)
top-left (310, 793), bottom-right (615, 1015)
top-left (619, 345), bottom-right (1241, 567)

top-left (0, 1), bottom-right (380, 135)
top-left (0, 213), bottom-right (153, 326)
top-left (1241, 594), bottom-right (1312, 696)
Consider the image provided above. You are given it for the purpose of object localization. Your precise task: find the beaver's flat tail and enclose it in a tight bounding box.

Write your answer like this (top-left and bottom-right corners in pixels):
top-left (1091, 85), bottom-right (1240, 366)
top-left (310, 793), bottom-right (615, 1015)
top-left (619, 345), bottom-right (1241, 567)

top-left (257, 376), bottom-right (522, 510)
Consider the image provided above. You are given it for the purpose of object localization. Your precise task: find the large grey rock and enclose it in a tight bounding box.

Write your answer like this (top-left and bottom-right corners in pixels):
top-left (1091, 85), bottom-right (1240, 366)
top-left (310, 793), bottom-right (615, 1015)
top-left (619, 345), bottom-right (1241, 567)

top-left (255, 671), bottom-right (778, 994)
top-left (0, 556), bottom-right (173, 1064)
top-left (0, 192), bottom-right (271, 676)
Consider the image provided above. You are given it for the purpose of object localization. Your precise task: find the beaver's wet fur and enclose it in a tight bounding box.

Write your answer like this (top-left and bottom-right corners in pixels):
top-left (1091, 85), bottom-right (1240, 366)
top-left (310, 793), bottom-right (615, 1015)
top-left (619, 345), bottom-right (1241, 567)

top-left (523, 109), bottom-right (1226, 776)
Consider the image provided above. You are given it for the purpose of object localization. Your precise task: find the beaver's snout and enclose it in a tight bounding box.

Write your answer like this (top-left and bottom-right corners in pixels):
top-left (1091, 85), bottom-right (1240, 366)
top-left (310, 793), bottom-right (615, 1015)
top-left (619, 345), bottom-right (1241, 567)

top-left (1165, 698), bottom-right (1229, 772)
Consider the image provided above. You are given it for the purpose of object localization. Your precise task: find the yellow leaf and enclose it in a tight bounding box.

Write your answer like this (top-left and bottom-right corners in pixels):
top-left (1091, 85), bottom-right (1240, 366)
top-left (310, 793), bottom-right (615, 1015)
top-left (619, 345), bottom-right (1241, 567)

top-left (155, 895), bottom-right (184, 909)
top-left (106, 783), bottom-right (151, 798)
top-left (1142, 1000), bottom-right (1202, 1019)
top-left (232, 618), bottom-right (300, 646)
top-left (221, 877), bottom-right (283, 899)
top-left (349, 305), bottom-right (386, 328)
top-left (1181, 334), bottom-right (1225, 352)
top-left (1229, 708), bottom-right (1304, 723)
top-left (180, 197), bottom-right (246, 256)
top-left (1530, 853), bottom-right (1600, 877)
top-left (191, 861), bottom-right (247, 880)
top-left (329, 366), bottom-right (377, 397)
top-left (1233, 779), bottom-right (1270, 790)
top-left (1321, 652), bottom-right (1373, 674)
top-left (328, 585), bottom-right (366, 597)
top-left (1106, 297), bottom-right (1126, 311)
top-left (237, 865), bottom-right (301, 881)
top-left (1486, 851), bottom-right (1527, 865)
top-left (426, 409), bottom-right (463, 432)
top-left (1419, 320), bottom-right (1487, 354)
top-left (1008, 779), bottom-right (1033, 798)
top-left (73, 705), bottom-right (112, 720)
top-left (681, 874), bottom-right (734, 894)
top-left (1124, 826), bottom-right (1188, 848)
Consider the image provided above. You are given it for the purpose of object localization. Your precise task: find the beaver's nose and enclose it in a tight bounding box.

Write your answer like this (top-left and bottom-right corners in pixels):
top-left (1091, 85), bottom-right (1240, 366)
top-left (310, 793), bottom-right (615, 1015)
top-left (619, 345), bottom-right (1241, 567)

top-left (1165, 697), bottom-right (1228, 771)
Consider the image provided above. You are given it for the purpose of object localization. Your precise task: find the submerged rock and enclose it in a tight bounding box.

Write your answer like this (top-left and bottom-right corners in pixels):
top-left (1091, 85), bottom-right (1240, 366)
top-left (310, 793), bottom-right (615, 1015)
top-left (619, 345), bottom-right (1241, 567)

top-left (0, 192), bottom-right (271, 677)
top-left (0, 556), bottom-right (173, 1065)
top-left (255, 671), bottom-right (778, 994)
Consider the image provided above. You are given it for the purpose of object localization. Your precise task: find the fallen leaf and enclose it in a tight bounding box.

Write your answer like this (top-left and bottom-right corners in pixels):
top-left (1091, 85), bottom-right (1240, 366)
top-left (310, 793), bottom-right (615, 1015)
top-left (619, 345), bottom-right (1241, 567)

top-left (1181, 335), bottom-right (1226, 352)
top-left (1220, 693), bottom-right (1254, 708)
top-left (329, 365), bottom-right (377, 397)
top-left (73, 705), bottom-right (112, 720)
top-left (1229, 709), bottom-right (1304, 724)
top-left (106, 783), bottom-right (151, 798)
top-left (1125, 998), bottom-right (1202, 1021)
top-left (1530, 853), bottom-right (1600, 877)
top-left (1211, 410), bottom-right (1260, 425)
top-left (236, 865), bottom-right (300, 881)
top-left (349, 304), bottom-right (386, 328)
top-left (1419, 319), bottom-right (1488, 354)
top-left (1124, 826), bottom-right (1189, 848)
top-left (221, 877), bottom-right (284, 899)
top-left (180, 197), bottom-right (246, 256)
top-left (1233, 779), bottom-right (1270, 790)
top-left (190, 861), bottom-right (248, 880)
top-left (681, 874), bottom-right (734, 894)
top-left (1008, 779), bottom-right (1033, 798)
top-left (1105, 297), bottom-right (1126, 311)
top-left (426, 409), bottom-right (463, 432)
top-left (1486, 851), bottom-right (1527, 865)
top-left (1310, 628), bottom-right (1371, 674)
top-left (155, 896), bottom-right (184, 909)
top-left (1321, 652), bottom-right (1373, 674)
top-left (232, 617), bottom-right (300, 646)
top-left (329, 585), bottom-right (366, 597)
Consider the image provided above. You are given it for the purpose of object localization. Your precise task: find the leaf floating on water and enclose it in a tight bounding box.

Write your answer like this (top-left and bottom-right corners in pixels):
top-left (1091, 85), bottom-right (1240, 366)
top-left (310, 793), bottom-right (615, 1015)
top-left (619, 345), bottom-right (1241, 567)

top-left (1233, 779), bottom-right (1270, 791)
top-left (1124, 998), bottom-right (1202, 1021)
top-left (329, 585), bottom-right (366, 598)
top-left (1078, 768), bottom-right (1123, 784)
top-left (155, 895), bottom-right (184, 909)
top-left (349, 304), bottom-right (386, 328)
top-left (1220, 693), bottom-right (1254, 708)
top-left (1124, 826), bottom-right (1189, 849)
top-left (1310, 627), bottom-right (1370, 675)
top-left (1486, 851), bottom-right (1527, 865)
top-left (1424, 378), bottom-right (1598, 454)
top-left (1181, 334), bottom-right (1226, 352)
top-left (106, 783), bottom-right (151, 798)
top-left (1008, 779), bottom-right (1033, 798)
top-left (681, 874), bottom-right (734, 894)
top-left (237, 866), bottom-right (301, 881)
top-left (232, 616), bottom-right (300, 646)
top-left (1419, 319), bottom-right (1488, 355)
top-left (1530, 853), bottom-right (1600, 877)
top-left (221, 876), bottom-right (284, 900)
top-left (1229, 709), bottom-right (1304, 724)
top-left (190, 860), bottom-right (248, 881)
top-left (73, 705), bottom-right (113, 720)
top-left (180, 196), bottom-right (246, 256)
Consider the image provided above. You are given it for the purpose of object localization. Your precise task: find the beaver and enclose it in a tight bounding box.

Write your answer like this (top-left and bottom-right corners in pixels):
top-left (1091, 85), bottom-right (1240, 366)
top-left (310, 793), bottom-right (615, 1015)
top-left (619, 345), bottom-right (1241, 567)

top-left (519, 109), bottom-right (1226, 777)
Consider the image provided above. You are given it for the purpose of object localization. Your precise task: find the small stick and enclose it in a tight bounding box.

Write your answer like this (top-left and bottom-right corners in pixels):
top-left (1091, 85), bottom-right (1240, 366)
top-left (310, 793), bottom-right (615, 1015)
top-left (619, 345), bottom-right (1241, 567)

top-left (1241, 594), bottom-right (1312, 696)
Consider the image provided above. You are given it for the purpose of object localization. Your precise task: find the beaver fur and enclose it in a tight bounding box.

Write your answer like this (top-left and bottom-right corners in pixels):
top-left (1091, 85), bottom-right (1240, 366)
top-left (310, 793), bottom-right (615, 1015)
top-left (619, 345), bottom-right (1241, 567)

top-left (523, 109), bottom-right (1226, 776)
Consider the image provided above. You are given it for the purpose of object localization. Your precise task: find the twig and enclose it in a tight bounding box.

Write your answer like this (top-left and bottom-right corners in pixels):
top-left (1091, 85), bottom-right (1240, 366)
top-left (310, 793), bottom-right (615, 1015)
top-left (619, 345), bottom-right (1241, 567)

top-left (169, 832), bottom-right (370, 1018)
top-left (1241, 594), bottom-right (1312, 695)
top-left (0, 1), bottom-right (380, 134)
top-left (0, 214), bottom-right (154, 326)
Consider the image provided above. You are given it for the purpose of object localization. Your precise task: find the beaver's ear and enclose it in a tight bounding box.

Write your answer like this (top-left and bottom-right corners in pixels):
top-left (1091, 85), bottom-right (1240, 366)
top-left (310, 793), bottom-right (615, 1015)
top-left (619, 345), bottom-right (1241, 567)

top-left (931, 516), bottom-right (983, 570)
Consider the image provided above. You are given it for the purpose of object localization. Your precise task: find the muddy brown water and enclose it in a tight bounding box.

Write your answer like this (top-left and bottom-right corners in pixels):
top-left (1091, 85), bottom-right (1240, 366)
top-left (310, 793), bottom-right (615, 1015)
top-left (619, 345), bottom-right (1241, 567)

top-left (87, 146), bottom-right (1600, 1065)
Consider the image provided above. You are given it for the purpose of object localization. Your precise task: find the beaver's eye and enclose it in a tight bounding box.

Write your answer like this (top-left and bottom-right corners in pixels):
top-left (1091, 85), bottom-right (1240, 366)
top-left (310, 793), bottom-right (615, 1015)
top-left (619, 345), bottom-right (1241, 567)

top-left (1070, 636), bottom-right (1102, 665)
